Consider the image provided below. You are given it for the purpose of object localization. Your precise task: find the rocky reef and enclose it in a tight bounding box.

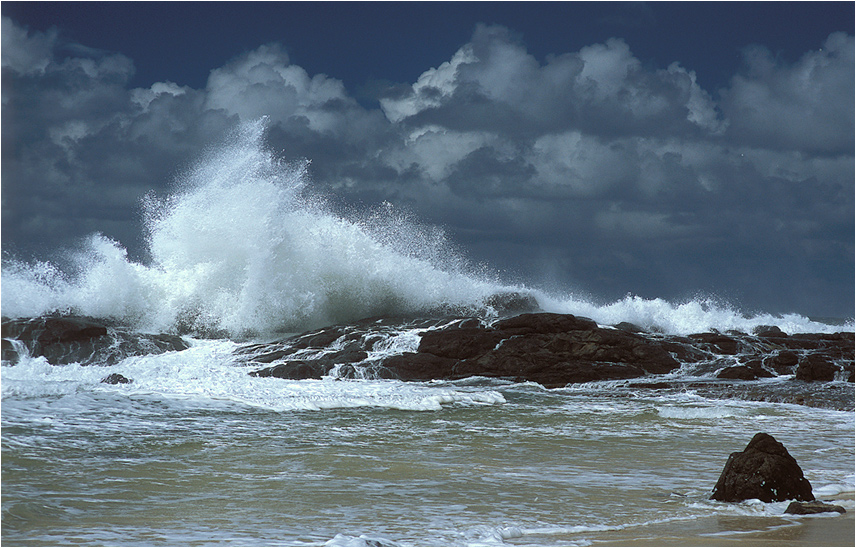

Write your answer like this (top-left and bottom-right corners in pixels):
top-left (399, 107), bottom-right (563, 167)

top-left (239, 312), bottom-right (854, 391)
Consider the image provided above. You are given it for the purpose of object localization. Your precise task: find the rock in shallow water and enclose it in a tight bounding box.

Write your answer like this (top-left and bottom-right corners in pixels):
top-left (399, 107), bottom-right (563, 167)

top-left (785, 501), bottom-right (846, 515)
top-left (710, 432), bottom-right (814, 503)
top-left (101, 373), bottom-right (133, 384)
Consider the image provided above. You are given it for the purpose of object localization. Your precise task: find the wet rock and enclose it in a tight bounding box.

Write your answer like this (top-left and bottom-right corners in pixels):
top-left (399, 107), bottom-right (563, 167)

top-left (382, 312), bottom-right (679, 385)
top-left (418, 327), bottom-right (504, 360)
top-left (494, 312), bottom-right (598, 334)
top-left (101, 373), bottom-right (133, 384)
top-left (717, 360), bottom-right (774, 380)
top-left (381, 352), bottom-right (458, 381)
top-left (711, 433), bottom-right (814, 503)
top-left (237, 312), bottom-right (853, 393)
top-left (2, 315), bottom-right (189, 366)
top-left (249, 360), bottom-right (329, 380)
top-left (688, 332), bottom-right (741, 355)
top-left (754, 325), bottom-right (788, 338)
top-left (613, 322), bottom-right (647, 333)
top-left (785, 501), bottom-right (846, 515)
top-left (23, 316), bottom-right (107, 345)
top-left (766, 350), bottom-right (800, 374)
top-left (795, 353), bottom-right (840, 382)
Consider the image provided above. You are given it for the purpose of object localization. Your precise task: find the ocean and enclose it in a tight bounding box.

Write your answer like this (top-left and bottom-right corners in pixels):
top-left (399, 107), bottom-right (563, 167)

top-left (2, 120), bottom-right (854, 546)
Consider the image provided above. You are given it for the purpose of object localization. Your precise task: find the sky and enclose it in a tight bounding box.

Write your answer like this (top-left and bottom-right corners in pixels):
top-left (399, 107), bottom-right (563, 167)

top-left (1, 1), bottom-right (854, 318)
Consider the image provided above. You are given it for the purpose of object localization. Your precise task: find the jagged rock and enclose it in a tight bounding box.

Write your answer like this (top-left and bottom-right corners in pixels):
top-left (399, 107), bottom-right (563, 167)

top-left (795, 353), bottom-right (840, 382)
top-left (785, 501), bottom-right (846, 515)
top-left (101, 373), bottom-right (133, 384)
top-left (711, 433), bottom-right (814, 503)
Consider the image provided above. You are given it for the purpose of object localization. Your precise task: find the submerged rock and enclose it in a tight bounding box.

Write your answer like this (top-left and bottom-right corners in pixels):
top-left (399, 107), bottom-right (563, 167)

top-left (785, 501), bottom-right (846, 515)
top-left (101, 373), bottom-right (133, 385)
top-left (710, 432), bottom-right (814, 503)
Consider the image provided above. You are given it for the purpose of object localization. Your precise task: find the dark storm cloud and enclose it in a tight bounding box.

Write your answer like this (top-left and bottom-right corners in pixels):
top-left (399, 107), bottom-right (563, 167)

top-left (2, 17), bottom-right (853, 316)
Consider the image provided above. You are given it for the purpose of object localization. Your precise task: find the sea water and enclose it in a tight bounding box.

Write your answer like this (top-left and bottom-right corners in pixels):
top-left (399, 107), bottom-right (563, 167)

top-left (2, 119), bottom-right (854, 546)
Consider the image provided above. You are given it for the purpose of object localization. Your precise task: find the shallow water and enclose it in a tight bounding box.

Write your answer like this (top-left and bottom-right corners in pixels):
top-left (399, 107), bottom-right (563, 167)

top-left (2, 359), bottom-right (853, 546)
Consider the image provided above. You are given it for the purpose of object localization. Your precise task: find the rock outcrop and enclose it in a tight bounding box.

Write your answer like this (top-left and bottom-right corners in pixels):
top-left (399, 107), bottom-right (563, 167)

top-left (248, 313), bottom-right (683, 386)
top-left (2, 315), bottom-right (189, 365)
top-left (710, 433), bottom-right (814, 503)
top-left (240, 312), bottom-right (855, 389)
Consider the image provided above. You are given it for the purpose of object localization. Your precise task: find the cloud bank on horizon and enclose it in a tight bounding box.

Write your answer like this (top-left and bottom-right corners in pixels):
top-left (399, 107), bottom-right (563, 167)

top-left (1, 15), bottom-right (853, 317)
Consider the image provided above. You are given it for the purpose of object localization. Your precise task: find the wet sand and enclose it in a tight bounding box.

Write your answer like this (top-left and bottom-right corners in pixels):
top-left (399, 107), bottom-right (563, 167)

top-left (592, 508), bottom-right (854, 546)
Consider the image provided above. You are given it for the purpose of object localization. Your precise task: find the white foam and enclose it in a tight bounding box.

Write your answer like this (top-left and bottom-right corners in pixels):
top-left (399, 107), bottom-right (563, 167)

top-left (656, 405), bottom-right (746, 420)
top-left (324, 533), bottom-right (397, 547)
top-left (536, 292), bottom-right (852, 335)
top-left (1, 340), bottom-right (506, 412)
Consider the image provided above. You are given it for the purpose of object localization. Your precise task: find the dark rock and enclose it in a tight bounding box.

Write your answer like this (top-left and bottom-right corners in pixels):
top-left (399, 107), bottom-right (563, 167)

top-left (2, 315), bottom-right (189, 365)
top-left (688, 332), bottom-right (741, 355)
top-left (2, 338), bottom-right (20, 363)
top-left (249, 360), bottom-right (330, 380)
top-left (795, 354), bottom-right (840, 382)
top-left (613, 322), bottom-right (647, 333)
top-left (711, 433), bottom-right (814, 503)
top-left (325, 348), bottom-right (369, 364)
top-left (455, 350), bottom-right (645, 387)
top-left (236, 312), bottom-right (853, 392)
top-left (251, 348), bottom-right (296, 364)
top-left (659, 338), bottom-right (710, 363)
top-left (385, 313), bottom-right (679, 385)
top-left (754, 325), bottom-right (788, 338)
top-left (785, 501), bottom-right (846, 515)
top-left (417, 328), bottom-right (504, 360)
top-left (482, 291), bottom-right (541, 315)
top-left (766, 350), bottom-right (800, 374)
top-left (494, 312), bottom-right (598, 334)
top-left (101, 373), bottom-right (132, 384)
top-left (380, 352), bottom-right (458, 382)
top-left (2, 315), bottom-right (108, 350)
top-left (717, 363), bottom-right (774, 380)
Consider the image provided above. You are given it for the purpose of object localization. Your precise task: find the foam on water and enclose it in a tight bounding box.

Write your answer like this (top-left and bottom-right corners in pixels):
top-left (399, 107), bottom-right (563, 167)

top-left (0, 341), bottom-right (506, 412)
top-left (2, 118), bottom-right (851, 337)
